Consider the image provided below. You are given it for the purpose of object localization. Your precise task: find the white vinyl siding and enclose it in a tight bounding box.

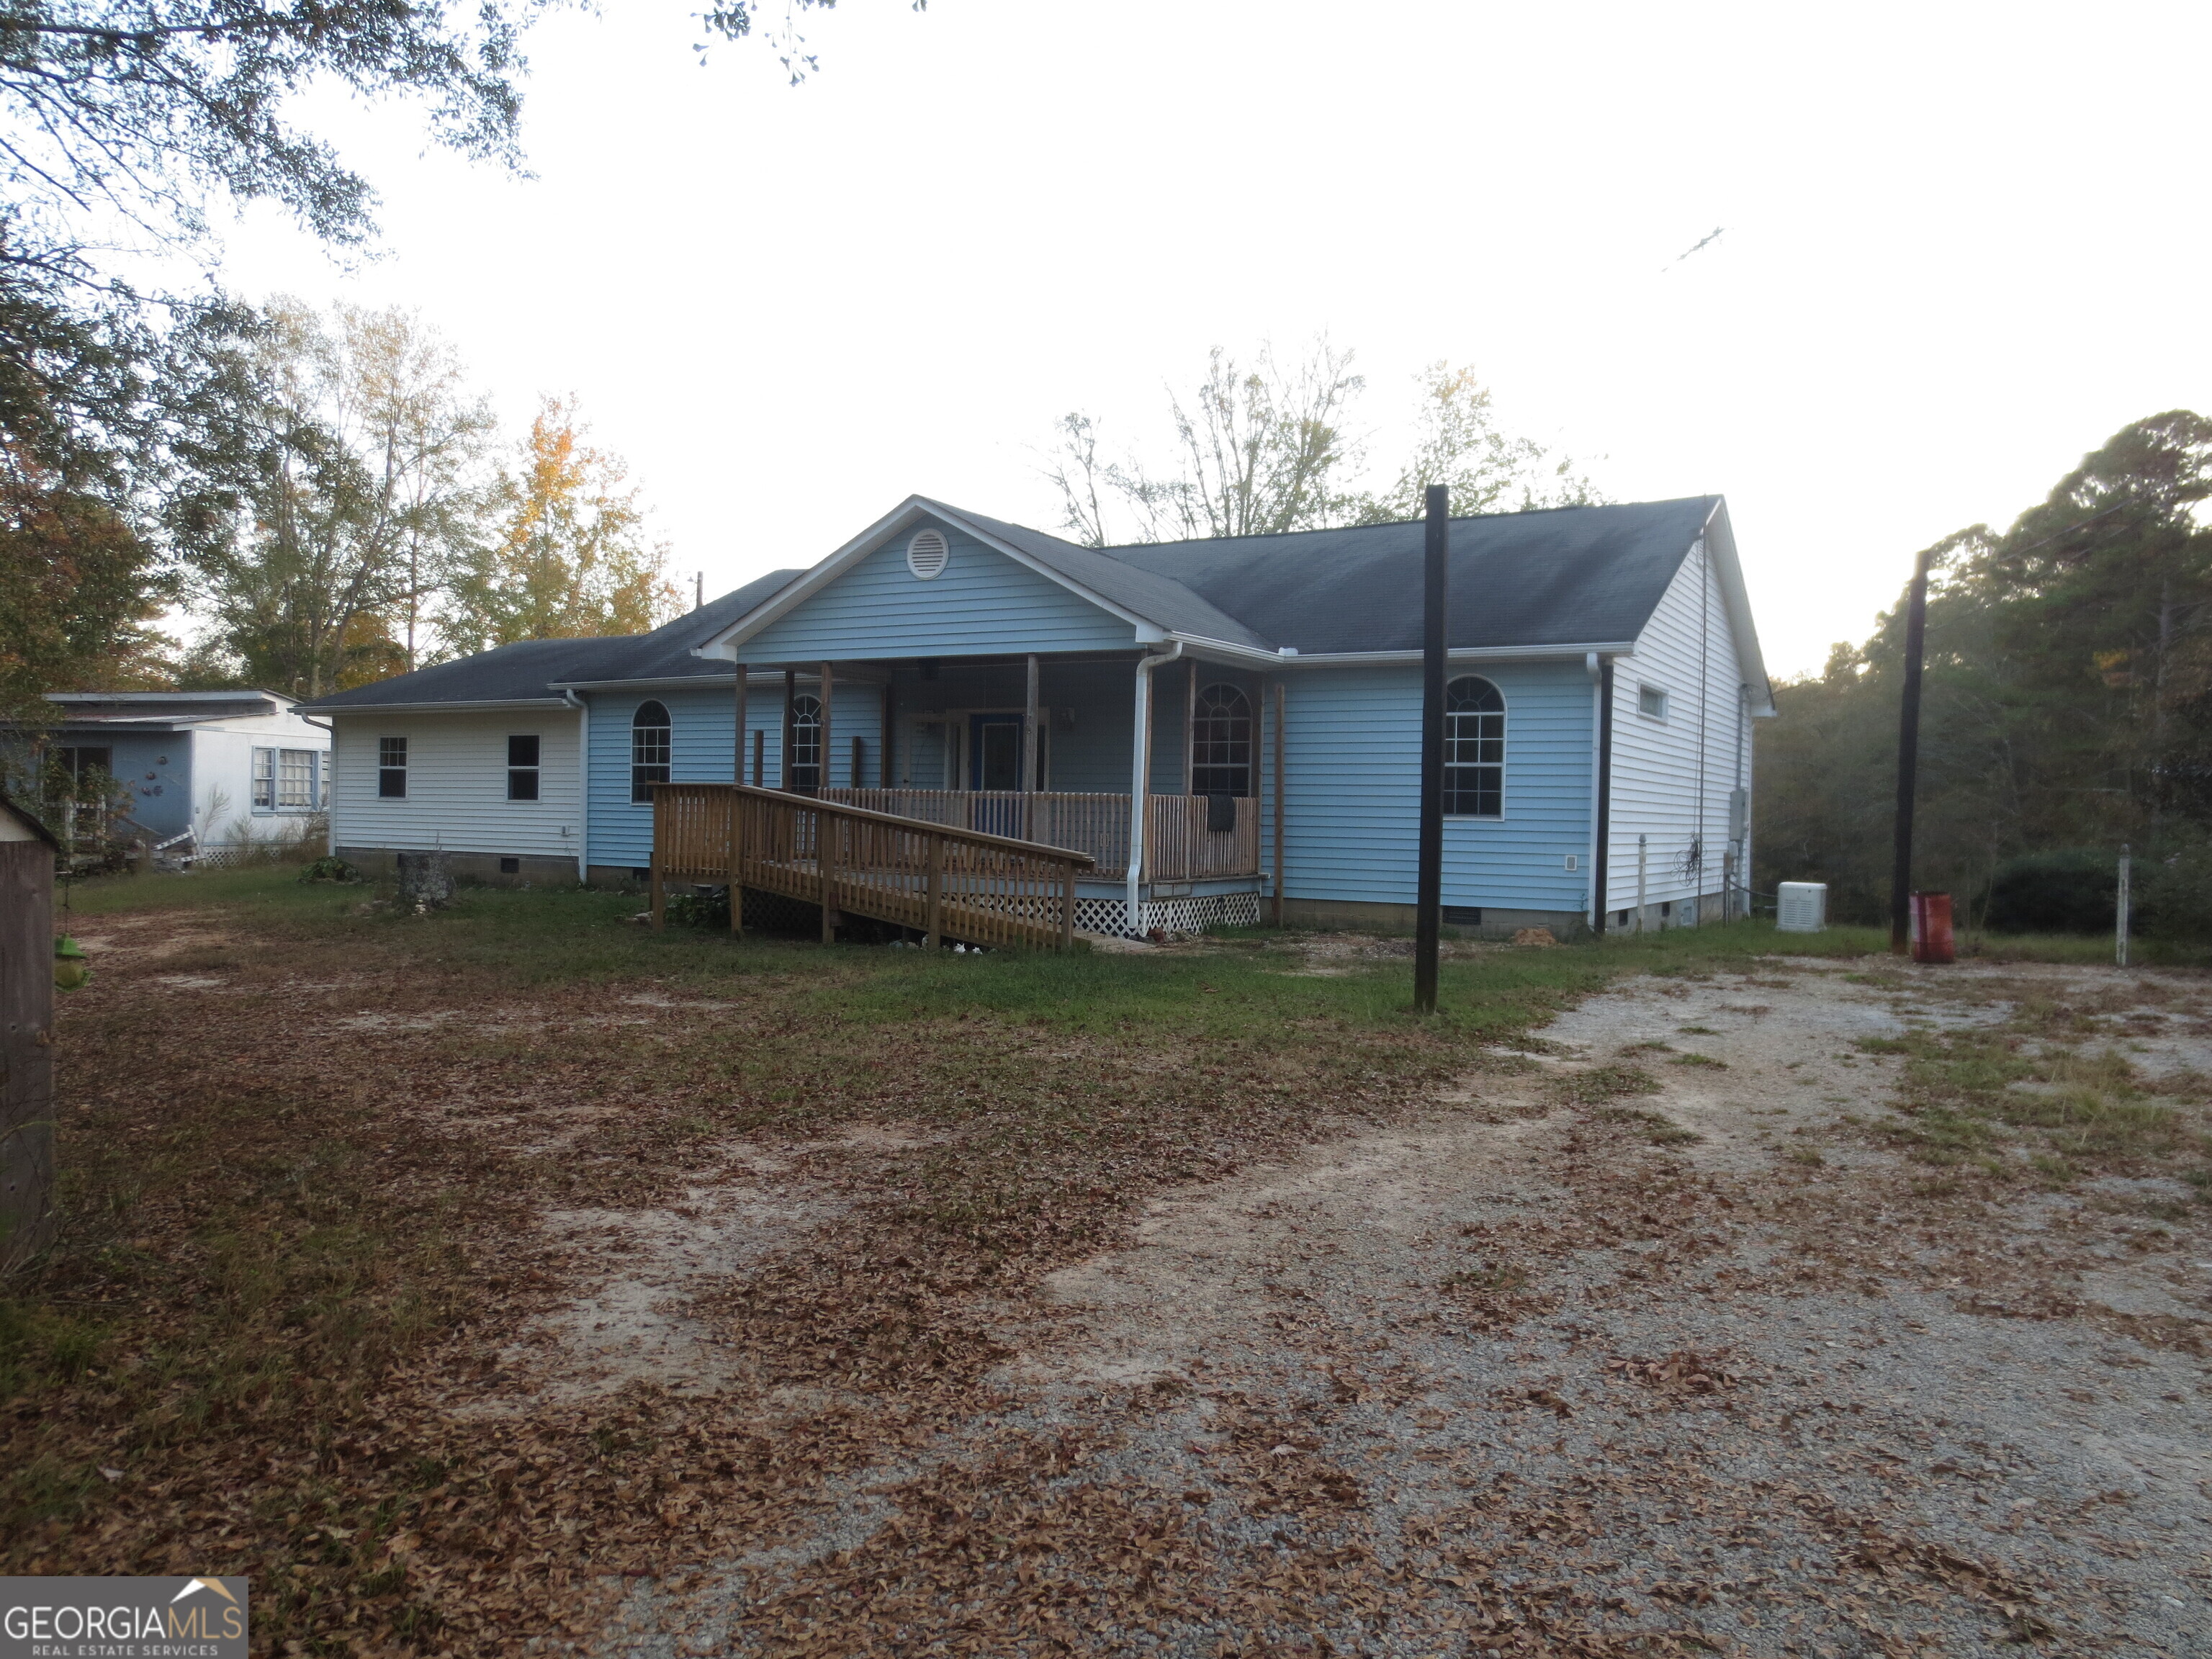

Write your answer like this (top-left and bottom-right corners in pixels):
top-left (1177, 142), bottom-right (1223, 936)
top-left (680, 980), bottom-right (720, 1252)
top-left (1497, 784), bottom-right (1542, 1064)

top-left (1606, 539), bottom-right (1748, 919)
top-left (329, 711), bottom-right (583, 859)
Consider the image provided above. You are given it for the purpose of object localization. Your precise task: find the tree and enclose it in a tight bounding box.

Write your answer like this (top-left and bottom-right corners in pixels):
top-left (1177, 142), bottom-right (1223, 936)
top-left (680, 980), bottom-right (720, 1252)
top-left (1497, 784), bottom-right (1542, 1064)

top-left (1754, 411), bottom-right (2212, 930)
top-left (179, 300), bottom-right (492, 696)
top-left (1046, 345), bottom-right (1601, 548)
top-left (438, 397), bottom-right (676, 652)
top-left (1354, 362), bottom-right (1604, 523)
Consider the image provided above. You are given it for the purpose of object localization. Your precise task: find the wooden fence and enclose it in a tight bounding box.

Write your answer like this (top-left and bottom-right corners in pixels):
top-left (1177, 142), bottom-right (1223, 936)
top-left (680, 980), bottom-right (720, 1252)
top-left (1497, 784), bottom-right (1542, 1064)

top-left (824, 789), bottom-right (1258, 883)
top-left (651, 783), bottom-right (1094, 950)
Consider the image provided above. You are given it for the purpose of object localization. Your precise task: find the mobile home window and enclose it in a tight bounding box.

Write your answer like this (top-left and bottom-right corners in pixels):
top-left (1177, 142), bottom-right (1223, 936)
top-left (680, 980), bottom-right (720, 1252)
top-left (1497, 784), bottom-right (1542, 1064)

top-left (378, 737), bottom-right (408, 799)
top-left (631, 701), bottom-right (671, 802)
top-left (508, 734), bottom-right (541, 801)
top-left (50, 747), bottom-right (111, 799)
top-left (1442, 676), bottom-right (1504, 818)
top-left (1637, 683), bottom-right (1668, 721)
top-left (278, 749), bottom-right (318, 808)
top-left (1191, 683), bottom-right (1254, 796)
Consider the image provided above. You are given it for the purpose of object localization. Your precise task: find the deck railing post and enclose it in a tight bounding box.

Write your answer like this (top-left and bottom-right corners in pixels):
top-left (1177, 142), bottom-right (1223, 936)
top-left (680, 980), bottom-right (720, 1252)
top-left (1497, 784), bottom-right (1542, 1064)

top-left (925, 832), bottom-right (943, 949)
top-left (819, 801), bottom-right (839, 945)
top-left (727, 787), bottom-right (744, 938)
top-left (1061, 863), bottom-right (1076, 948)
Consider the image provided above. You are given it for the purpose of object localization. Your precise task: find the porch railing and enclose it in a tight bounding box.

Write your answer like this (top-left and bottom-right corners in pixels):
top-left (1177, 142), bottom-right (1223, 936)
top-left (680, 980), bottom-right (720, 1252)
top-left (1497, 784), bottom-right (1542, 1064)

top-left (651, 783), bottom-right (1094, 950)
top-left (824, 789), bottom-right (1259, 883)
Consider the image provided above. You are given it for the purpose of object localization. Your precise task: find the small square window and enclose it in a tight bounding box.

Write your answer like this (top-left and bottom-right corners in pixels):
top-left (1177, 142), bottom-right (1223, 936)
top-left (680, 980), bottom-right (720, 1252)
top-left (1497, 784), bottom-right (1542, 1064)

top-left (377, 737), bottom-right (408, 799)
top-left (498, 856), bottom-right (521, 875)
top-left (507, 733), bottom-right (540, 802)
top-left (1637, 684), bottom-right (1668, 721)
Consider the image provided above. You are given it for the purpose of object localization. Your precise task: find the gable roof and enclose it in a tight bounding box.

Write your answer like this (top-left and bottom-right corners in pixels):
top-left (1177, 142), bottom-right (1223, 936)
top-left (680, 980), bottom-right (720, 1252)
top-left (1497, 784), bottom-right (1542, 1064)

top-left (698, 493), bottom-right (1767, 706)
top-left (299, 569), bottom-right (804, 711)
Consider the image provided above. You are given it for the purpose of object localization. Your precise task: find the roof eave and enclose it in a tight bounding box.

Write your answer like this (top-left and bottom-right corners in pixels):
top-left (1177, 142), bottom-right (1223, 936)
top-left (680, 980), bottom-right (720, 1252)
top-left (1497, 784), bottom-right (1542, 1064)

top-left (303, 697), bottom-right (574, 715)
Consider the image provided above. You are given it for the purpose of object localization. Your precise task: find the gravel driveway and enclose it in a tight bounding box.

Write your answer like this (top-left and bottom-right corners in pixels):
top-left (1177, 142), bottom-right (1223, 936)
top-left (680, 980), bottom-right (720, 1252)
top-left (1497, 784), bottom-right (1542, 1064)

top-left (598, 955), bottom-right (2212, 1658)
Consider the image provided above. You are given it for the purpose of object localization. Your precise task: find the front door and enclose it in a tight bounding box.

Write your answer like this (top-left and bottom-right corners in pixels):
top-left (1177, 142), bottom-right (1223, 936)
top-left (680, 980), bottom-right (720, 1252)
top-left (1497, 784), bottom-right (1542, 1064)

top-left (968, 714), bottom-right (1023, 836)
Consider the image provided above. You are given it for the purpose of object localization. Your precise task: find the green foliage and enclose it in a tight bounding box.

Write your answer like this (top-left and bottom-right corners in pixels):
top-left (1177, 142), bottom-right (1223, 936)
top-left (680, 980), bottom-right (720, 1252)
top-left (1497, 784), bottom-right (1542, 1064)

top-left (297, 856), bottom-right (362, 885)
top-left (1982, 850), bottom-right (2117, 935)
top-left (1758, 411), bottom-right (2212, 930)
top-left (1044, 347), bottom-right (1601, 548)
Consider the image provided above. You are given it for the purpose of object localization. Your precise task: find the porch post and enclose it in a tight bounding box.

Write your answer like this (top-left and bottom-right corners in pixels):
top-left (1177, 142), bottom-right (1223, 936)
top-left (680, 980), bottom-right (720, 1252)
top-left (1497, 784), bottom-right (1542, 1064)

top-left (819, 660), bottom-right (834, 793)
top-left (1022, 653), bottom-right (1040, 838)
top-left (782, 670), bottom-right (796, 791)
top-left (733, 664), bottom-right (747, 783)
top-left (1182, 661), bottom-right (1197, 794)
top-left (1126, 653), bottom-right (1156, 937)
top-left (1272, 678), bottom-right (1287, 928)
top-left (881, 680), bottom-right (895, 789)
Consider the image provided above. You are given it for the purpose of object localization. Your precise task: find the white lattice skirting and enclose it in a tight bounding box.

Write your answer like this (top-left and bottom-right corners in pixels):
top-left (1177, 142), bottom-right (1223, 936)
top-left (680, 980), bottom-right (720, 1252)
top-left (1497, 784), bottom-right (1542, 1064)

top-left (1073, 891), bottom-right (1262, 938)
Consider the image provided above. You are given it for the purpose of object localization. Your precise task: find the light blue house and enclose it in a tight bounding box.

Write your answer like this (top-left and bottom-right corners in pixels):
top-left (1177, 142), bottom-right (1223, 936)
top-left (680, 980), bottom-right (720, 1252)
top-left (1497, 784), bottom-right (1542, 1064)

top-left (306, 494), bottom-right (1771, 937)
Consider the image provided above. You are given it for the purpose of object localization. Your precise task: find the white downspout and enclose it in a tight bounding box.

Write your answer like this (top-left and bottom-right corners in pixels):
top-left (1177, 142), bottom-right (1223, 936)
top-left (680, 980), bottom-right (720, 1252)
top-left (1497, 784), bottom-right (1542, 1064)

top-left (1126, 642), bottom-right (1182, 937)
top-left (1584, 652), bottom-right (1602, 930)
top-left (563, 688), bottom-right (589, 886)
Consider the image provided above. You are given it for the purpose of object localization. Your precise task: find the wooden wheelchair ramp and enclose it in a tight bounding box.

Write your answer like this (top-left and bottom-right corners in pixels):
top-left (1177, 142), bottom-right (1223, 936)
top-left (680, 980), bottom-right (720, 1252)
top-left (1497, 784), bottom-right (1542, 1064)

top-left (650, 783), bottom-right (1095, 950)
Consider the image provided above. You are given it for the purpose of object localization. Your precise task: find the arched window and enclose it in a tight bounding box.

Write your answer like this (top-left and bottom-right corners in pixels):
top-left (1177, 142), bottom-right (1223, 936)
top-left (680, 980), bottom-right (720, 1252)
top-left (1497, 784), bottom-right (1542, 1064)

top-left (1191, 683), bottom-right (1254, 796)
top-left (1443, 676), bottom-right (1504, 817)
top-left (631, 701), bottom-right (671, 802)
top-left (788, 693), bottom-right (822, 791)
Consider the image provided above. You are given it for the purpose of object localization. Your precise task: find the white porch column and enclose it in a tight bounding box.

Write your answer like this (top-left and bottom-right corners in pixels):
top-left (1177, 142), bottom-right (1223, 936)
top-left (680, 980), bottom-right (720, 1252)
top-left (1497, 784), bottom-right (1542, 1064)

top-left (1127, 646), bottom-right (1179, 935)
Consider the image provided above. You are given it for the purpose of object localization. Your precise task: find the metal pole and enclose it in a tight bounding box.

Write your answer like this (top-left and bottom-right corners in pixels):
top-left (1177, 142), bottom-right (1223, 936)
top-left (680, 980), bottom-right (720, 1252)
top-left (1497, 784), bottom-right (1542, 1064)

top-left (2117, 843), bottom-right (2131, 968)
top-left (1414, 485), bottom-right (1449, 1014)
top-left (1889, 547), bottom-right (1933, 953)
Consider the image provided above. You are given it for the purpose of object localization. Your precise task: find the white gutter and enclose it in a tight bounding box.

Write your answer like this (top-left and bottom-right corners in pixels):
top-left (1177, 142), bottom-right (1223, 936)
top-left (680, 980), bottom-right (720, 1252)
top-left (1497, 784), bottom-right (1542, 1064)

top-left (300, 698), bottom-right (569, 714)
top-left (1164, 634), bottom-right (1640, 670)
top-left (562, 688), bottom-right (589, 885)
top-left (1126, 642), bottom-right (1183, 935)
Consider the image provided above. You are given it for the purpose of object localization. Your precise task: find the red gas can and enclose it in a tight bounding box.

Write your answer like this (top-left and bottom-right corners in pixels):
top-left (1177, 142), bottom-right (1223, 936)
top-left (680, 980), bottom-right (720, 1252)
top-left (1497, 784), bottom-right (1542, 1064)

top-left (1910, 891), bottom-right (1954, 964)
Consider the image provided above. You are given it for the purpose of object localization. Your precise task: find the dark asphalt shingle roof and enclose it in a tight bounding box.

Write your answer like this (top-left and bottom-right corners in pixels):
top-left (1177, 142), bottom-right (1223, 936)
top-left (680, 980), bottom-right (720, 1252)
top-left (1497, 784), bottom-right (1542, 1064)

top-left (305, 498), bottom-right (1724, 709)
top-left (300, 570), bottom-right (802, 710)
top-left (945, 495), bottom-right (1718, 655)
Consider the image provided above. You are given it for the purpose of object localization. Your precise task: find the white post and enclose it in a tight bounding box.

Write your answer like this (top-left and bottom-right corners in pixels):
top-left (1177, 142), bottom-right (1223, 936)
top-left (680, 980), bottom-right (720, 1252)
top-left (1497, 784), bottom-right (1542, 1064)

top-left (2117, 843), bottom-right (2131, 968)
top-left (1636, 833), bottom-right (1648, 934)
top-left (1127, 652), bottom-right (1167, 937)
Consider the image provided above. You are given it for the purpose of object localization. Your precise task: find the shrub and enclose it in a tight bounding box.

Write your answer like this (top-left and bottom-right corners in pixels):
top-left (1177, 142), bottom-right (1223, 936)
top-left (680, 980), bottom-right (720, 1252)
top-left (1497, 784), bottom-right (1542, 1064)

top-left (1981, 849), bottom-right (2117, 935)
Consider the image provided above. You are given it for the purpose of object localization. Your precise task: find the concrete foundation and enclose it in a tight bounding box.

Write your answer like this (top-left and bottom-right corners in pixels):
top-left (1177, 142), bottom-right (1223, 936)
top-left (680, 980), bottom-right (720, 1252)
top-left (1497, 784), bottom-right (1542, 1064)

top-left (337, 846), bottom-right (583, 887)
top-left (1279, 898), bottom-right (1590, 940)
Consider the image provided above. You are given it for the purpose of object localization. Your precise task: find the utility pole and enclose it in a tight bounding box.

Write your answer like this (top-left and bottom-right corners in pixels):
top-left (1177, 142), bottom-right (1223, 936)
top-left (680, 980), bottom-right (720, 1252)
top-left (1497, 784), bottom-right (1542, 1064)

top-left (1889, 547), bottom-right (1933, 954)
top-left (1414, 485), bottom-right (1449, 1014)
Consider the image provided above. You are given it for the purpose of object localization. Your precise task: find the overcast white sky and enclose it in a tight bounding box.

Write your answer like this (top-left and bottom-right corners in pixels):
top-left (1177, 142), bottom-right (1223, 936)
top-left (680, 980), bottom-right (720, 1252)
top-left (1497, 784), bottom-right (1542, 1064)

top-left (215, 0), bottom-right (2212, 679)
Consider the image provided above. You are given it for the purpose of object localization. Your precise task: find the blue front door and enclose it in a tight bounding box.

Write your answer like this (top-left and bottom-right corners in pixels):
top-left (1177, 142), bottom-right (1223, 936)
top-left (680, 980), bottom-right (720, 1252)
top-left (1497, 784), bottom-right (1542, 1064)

top-left (968, 714), bottom-right (1023, 835)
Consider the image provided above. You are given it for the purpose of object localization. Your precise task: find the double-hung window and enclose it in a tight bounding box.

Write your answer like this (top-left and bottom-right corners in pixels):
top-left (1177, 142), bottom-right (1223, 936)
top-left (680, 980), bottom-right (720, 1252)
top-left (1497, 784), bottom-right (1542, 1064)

top-left (508, 734), bottom-right (541, 801)
top-left (378, 737), bottom-right (408, 799)
top-left (254, 747), bottom-right (322, 809)
top-left (1191, 683), bottom-right (1254, 796)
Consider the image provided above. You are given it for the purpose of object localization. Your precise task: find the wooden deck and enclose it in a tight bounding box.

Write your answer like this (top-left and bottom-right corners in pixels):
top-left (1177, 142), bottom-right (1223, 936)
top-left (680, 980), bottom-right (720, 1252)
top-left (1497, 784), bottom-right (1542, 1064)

top-left (651, 783), bottom-right (1095, 950)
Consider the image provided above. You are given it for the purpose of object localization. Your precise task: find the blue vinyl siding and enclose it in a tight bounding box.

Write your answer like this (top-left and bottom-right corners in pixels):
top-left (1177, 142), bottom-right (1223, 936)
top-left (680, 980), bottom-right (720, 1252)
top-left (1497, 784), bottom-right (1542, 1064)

top-left (585, 683), bottom-right (881, 868)
top-left (739, 518), bottom-right (1139, 660)
top-left (1270, 662), bottom-right (1594, 912)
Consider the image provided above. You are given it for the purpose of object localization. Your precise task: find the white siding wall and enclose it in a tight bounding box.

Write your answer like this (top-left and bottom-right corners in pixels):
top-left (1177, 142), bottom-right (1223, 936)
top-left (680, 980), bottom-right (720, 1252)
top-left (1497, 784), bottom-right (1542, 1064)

top-left (330, 710), bottom-right (583, 860)
top-left (1606, 539), bottom-right (1751, 920)
top-left (190, 709), bottom-right (331, 843)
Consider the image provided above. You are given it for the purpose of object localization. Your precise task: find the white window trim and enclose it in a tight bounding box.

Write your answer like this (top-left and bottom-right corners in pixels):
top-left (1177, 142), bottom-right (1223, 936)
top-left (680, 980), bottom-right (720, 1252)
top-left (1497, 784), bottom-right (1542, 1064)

top-left (1636, 682), bottom-right (1670, 721)
top-left (1441, 675), bottom-right (1508, 822)
top-left (377, 736), bottom-right (408, 801)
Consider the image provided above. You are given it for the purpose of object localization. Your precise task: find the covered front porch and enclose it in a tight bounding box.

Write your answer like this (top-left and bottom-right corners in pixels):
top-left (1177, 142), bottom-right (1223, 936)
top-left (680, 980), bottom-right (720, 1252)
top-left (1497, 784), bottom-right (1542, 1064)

top-left (724, 649), bottom-right (1282, 937)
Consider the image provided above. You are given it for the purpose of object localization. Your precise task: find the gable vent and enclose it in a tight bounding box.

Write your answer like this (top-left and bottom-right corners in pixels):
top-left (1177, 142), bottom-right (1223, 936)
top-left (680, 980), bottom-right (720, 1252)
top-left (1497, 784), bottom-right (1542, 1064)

top-left (906, 528), bottom-right (949, 580)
